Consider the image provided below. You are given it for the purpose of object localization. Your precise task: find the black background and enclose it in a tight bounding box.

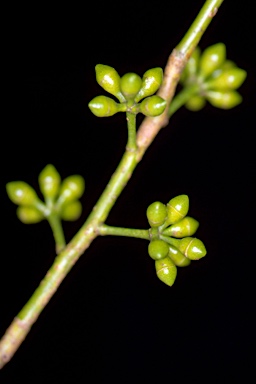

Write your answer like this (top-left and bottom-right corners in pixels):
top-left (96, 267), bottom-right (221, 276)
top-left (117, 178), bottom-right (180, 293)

top-left (1, 1), bottom-right (255, 382)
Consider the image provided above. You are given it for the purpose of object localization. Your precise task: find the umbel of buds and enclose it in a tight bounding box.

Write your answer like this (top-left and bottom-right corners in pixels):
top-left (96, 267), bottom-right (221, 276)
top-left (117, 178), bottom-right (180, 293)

top-left (180, 43), bottom-right (247, 111)
top-left (6, 164), bottom-right (85, 224)
top-left (146, 195), bottom-right (206, 287)
top-left (88, 64), bottom-right (166, 118)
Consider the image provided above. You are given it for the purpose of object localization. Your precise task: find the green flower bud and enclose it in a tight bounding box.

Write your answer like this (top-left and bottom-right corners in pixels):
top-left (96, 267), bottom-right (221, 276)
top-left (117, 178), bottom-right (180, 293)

top-left (120, 73), bottom-right (142, 99)
top-left (162, 216), bottom-right (199, 238)
top-left (88, 95), bottom-right (125, 117)
top-left (6, 181), bottom-right (39, 206)
top-left (206, 68), bottom-right (247, 90)
top-left (166, 195), bottom-right (189, 225)
top-left (211, 60), bottom-right (236, 79)
top-left (61, 201), bottom-right (82, 221)
top-left (58, 175), bottom-right (85, 206)
top-left (170, 237), bottom-right (206, 260)
top-left (148, 239), bottom-right (169, 260)
top-left (181, 47), bottom-right (201, 83)
top-left (199, 43), bottom-right (226, 78)
top-left (205, 90), bottom-right (242, 109)
top-left (155, 257), bottom-right (177, 287)
top-left (185, 95), bottom-right (206, 111)
top-left (17, 206), bottom-right (44, 224)
top-left (95, 64), bottom-right (125, 102)
top-left (139, 96), bottom-right (166, 117)
top-left (146, 201), bottom-right (167, 227)
top-left (134, 68), bottom-right (163, 102)
top-left (38, 164), bottom-right (61, 200)
top-left (168, 245), bottom-right (191, 267)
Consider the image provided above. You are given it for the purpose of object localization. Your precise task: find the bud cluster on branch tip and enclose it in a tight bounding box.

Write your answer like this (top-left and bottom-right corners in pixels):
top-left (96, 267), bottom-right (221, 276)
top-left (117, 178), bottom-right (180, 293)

top-left (6, 164), bottom-right (85, 224)
top-left (179, 43), bottom-right (247, 111)
top-left (88, 64), bottom-right (166, 118)
top-left (146, 195), bottom-right (206, 287)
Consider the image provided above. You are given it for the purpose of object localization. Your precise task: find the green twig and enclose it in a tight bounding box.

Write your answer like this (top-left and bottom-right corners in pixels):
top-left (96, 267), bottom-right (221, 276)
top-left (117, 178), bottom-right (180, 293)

top-left (99, 224), bottom-right (150, 240)
top-left (0, 0), bottom-right (224, 369)
top-left (47, 214), bottom-right (66, 254)
top-left (136, 0), bottom-right (224, 159)
top-left (169, 85), bottom-right (200, 117)
top-left (126, 112), bottom-right (137, 151)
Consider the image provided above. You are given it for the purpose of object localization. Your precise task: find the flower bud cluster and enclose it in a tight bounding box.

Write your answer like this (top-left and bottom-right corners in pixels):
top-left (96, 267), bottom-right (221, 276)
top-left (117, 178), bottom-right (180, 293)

top-left (181, 43), bottom-right (247, 110)
top-left (146, 195), bottom-right (206, 286)
top-left (89, 65), bottom-right (166, 117)
top-left (6, 165), bottom-right (85, 224)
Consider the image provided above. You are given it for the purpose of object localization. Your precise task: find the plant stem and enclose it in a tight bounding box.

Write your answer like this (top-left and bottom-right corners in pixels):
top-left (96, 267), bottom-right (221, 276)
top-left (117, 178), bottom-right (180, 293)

top-left (126, 112), bottom-right (137, 151)
top-left (99, 224), bottom-right (150, 240)
top-left (169, 85), bottom-right (200, 117)
top-left (136, 0), bottom-right (224, 160)
top-left (0, 0), bottom-right (224, 369)
top-left (47, 214), bottom-right (66, 254)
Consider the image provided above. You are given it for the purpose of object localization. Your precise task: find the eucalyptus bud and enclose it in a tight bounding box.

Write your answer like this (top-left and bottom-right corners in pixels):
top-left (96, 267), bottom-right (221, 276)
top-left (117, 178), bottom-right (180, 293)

top-left (146, 201), bottom-right (167, 227)
top-left (155, 257), bottom-right (177, 287)
top-left (120, 73), bottom-right (142, 99)
top-left (199, 43), bottom-right (226, 78)
top-left (95, 64), bottom-right (125, 102)
top-left (168, 245), bottom-right (191, 267)
top-left (38, 164), bottom-right (61, 200)
top-left (205, 90), bottom-right (242, 109)
top-left (6, 181), bottom-right (39, 206)
top-left (148, 239), bottom-right (169, 260)
top-left (89, 96), bottom-right (125, 117)
top-left (185, 95), bottom-right (206, 111)
top-left (139, 96), bottom-right (166, 117)
top-left (181, 47), bottom-right (200, 83)
top-left (17, 206), bottom-right (44, 224)
top-left (61, 201), bottom-right (82, 221)
top-left (206, 68), bottom-right (247, 90)
top-left (166, 195), bottom-right (189, 225)
top-left (58, 175), bottom-right (85, 206)
top-left (134, 68), bottom-right (163, 102)
top-left (169, 237), bottom-right (207, 260)
top-left (162, 216), bottom-right (199, 238)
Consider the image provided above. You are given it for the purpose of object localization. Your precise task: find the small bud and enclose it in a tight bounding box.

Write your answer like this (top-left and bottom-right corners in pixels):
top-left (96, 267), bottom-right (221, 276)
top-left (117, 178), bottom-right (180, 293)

top-left (139, 96), bottom-right (166, 117)
top-left (134, 68), bottom-right (163, 102)
top-left (170, 237), bottom-right (207, 260)
top-left (211, 60), bottom-right (236, 79)
top-left (88, 95), bottom-right (125, 117)
top-left (146, 201), bottom-right (167, 227)
top-left (181, 47), bottom-right (201, 83)
top-left (120, 73), bottom-right (142, 99)
top-left (199, 43), bottom-right (226, 78)
top-left (148, 239), bottom-right (169, 260)
top-left (205, 90), bottom-right (242, 109)
top-left (38, 164), bottom-right (61, 200)
top-left (61, 201), bottom-right (82, 221)
top-left (58, 175), bottom-right (85, 206)
top-left (17, 206), bottom-right (44, 224)
top-left (168, 245), bottom-right (191, 267)
top-left (95, 64), bottom-right (125, 102)
top-left (162, 216), bottom-right (199, 238)
top-left (206, 68), bottom-right (247, 90)
top-left (6, 181), bottom-right (39, 206)
top-left (185, 95), bottom-right (206, 111)
top-left (155, 257), bottom-right (177, 286)
top-left (166, 195), bottom-right (189, 225)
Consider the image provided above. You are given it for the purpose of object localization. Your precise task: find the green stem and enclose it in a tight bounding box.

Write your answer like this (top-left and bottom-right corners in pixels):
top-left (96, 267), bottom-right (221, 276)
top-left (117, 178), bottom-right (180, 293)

top-left (126, 112), bottom-right (137, 151)
top-left (136, 0), bottom-right (224, 158)
top-left (99, 224), bottom-right (150, 240)
top-left (176, 0), bottom-right (225, 57)
top-left (0, 0), bottom-right (224, 369)
top-left (169, 85), bottom-right (200, 117)
top-left (47, 214), bottom-right (66, 254)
